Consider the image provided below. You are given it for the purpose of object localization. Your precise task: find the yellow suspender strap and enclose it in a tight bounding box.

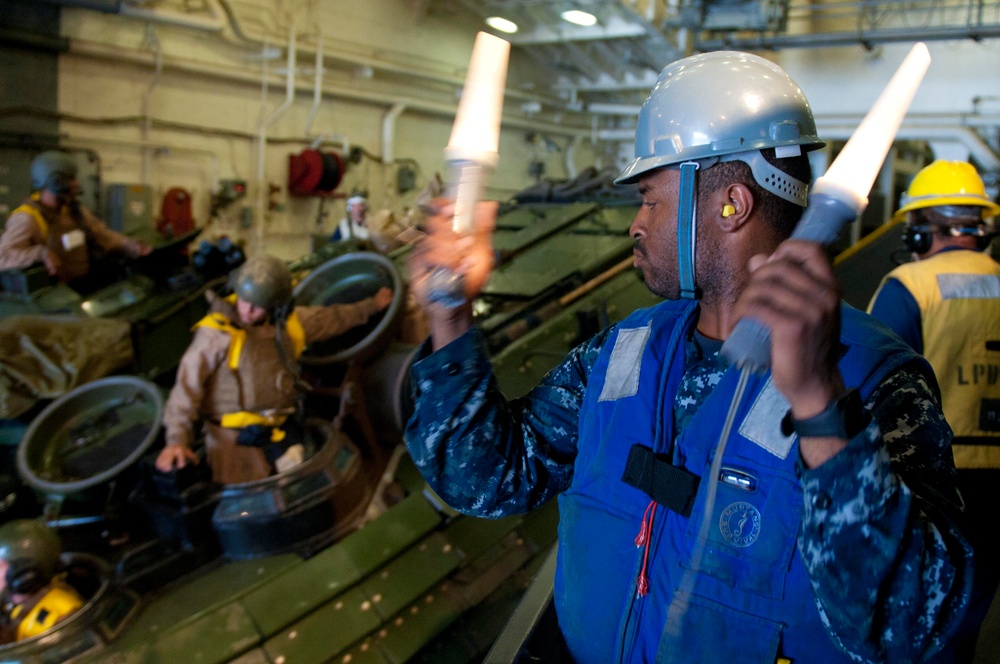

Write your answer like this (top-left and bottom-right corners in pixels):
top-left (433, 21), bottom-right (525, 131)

top-left (286, 311), bottom-right (306, 358)
top-left (11, 201), bottom-right (49, 241)
top-left (193, 312), bottom-right (247, 370)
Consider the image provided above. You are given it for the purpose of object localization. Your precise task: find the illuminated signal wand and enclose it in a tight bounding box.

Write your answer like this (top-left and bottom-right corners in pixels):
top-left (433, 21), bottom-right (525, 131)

top-left (426, 31), bottom-right (511, 307)
top-left (721, 42), bottom-right (933, 371)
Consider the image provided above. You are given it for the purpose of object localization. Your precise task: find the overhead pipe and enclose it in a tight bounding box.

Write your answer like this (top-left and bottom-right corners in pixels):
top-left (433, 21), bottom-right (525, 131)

top-left (118, 0), bottom-right (226, 33)
top-left (697, 25), bottom-right (1000, 52)
top-left (141, 25), bottom-right (163, 184)
top-left (67, 38), bottom-right (587, 139)
top-left (382, 103), bottom-right (408, 164)
top-left (255, 26), bottom-right (297, 251)
top-left (598, 118), bottom-right (1000, 161)
top-left (60, 134), bottom-right (220, 198)
top-left (305, 33), bottom-right (350, 161)
top-left (111, 0), bottom-right (557, 108)
top-left (304, 31), bottom-right (324, 137)
top-left (32, 0), bottom-right (119, 11)
top-left (816, 122), bottom-right (1000, 171)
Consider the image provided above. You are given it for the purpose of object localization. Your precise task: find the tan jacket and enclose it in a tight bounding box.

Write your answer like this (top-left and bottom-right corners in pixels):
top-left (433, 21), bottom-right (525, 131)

top-left (161, 292), bottom-right (381, 483)
top-left (0, 196), bottom-right (141, 282)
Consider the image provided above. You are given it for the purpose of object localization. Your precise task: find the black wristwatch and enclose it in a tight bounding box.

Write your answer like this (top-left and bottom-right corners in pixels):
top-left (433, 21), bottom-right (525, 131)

top-left (780, 388), bottom-right (871, 439)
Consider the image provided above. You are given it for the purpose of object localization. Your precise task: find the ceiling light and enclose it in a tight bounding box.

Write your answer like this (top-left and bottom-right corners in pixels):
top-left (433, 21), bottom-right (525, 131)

top-left (560, 9), bottom-right (597, 27)
top-left (486, 16), bottom-right (518, 34)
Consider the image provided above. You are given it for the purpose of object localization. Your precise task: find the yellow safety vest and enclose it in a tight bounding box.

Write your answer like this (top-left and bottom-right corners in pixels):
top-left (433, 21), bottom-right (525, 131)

top-left (879, 250), bottom-right (1000, 467)
top-left (193, 294), bottom-right (306, 370)
top-left (193, 295), bottom-right (306, 441)
top-left (10, 580), bottom-right (84, 641)
top-left (10, 193), bottom-right (49, 241)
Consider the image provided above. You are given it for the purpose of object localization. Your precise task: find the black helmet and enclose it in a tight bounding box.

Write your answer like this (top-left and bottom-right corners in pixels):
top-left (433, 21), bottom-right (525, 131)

top-left (231, 255), bottom-right (293, 310)
top-left (30, 151), bottom-right (78, 195)
top-left (0, 519), bottom-right (62, 595)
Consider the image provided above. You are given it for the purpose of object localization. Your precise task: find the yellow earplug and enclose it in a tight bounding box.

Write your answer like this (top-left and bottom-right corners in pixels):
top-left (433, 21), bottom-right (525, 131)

top-left (722, 204), bottom-right (735, 218)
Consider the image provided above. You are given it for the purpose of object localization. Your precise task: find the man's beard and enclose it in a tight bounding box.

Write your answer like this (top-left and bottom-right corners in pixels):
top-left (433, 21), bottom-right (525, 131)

top-left (634, 240), bottom-right (680, 300)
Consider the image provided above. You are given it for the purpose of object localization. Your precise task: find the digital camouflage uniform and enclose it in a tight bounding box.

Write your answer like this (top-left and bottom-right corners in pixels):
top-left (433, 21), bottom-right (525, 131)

top-left (405, 302), bottom-right (971, 663)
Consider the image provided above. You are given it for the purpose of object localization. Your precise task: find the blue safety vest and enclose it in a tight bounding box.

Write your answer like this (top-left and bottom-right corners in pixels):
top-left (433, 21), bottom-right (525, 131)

top-left (555, 299), bottom-right (920, 663)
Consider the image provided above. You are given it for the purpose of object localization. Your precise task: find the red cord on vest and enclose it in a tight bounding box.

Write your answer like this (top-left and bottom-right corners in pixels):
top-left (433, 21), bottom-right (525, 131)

top-left (634, 499), bottom-right (658, 597)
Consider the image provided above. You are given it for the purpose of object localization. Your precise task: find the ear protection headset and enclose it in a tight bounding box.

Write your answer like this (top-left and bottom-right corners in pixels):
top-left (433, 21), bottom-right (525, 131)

top-left (902, 223), bottom-right (935, 255)
top-left (903, 221), bottom-right (995, 254)
top-left (5, 558), bottom-right (48, 596)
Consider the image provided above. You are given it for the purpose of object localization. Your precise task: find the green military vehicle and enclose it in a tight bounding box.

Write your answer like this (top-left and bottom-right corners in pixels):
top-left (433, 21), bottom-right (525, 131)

top-left (0, 198), bottom-right (661, 664)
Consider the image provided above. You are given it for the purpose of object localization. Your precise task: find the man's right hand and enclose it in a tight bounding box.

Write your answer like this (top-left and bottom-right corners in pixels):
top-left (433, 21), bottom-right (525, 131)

top-left (43, 249), bottom-right (61, 277)
top-left (406, 199), bottom-right (497, 349)
top-left (155, 444), bottom-right (199, 472)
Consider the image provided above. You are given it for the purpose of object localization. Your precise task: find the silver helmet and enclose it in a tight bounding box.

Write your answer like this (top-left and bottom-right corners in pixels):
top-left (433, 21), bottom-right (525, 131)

top-left (616, 51), bottom-right (823, 206)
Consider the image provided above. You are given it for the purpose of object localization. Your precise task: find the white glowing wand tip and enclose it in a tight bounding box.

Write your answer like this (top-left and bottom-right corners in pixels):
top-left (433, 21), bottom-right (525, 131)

top-left (446, 31), bottom-right (510, 167)
top-left (722, 43), bottom-right (932, 371)
top-left (446, 31), bottom-right (510, 235)
top-left (819, 42), bottom-right (932, 211)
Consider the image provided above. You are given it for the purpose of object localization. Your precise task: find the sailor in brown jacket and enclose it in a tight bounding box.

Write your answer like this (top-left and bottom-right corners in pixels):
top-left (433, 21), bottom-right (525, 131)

top-left (156, 254), bottom-right (393, 484)
top-left (0, 151), bottom-right (151, 285)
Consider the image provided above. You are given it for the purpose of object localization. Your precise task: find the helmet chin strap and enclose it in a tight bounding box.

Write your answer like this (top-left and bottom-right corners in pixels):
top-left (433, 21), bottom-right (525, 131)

top-left (674, 150), bottom-right (809, 300)
top-left (677, 162), bottom-right (699, 299)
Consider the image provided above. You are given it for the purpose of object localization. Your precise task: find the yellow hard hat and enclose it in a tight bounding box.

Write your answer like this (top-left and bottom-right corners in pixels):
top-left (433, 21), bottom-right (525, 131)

top-left (895, 160), bottom-right (1000, 221)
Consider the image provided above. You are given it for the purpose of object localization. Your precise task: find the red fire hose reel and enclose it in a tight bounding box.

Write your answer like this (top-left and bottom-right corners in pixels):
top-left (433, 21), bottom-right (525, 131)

top-left (288, 149), bottom-right (345, 196)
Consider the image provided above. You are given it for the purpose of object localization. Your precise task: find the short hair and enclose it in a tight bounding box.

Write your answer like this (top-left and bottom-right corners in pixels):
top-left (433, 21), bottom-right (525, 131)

top-left (699, 148), bottom-right (812, 238)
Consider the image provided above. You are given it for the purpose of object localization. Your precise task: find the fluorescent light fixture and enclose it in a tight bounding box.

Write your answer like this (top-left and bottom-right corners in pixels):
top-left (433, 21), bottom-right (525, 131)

top-left (486, 16), bottom-right (518, 34)
top-left (560, 9), bottom-right (597, 26)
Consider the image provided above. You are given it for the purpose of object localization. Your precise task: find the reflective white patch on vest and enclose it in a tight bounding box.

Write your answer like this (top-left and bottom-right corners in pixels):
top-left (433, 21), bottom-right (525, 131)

top-left (938, 273), bottom-right (1000, 299)
top-left (738, 378), bottom-right (795, 459)
top-left (61, 229), bottom-right (85, 251)
top-left (598, 324), bottom-right (651, 401)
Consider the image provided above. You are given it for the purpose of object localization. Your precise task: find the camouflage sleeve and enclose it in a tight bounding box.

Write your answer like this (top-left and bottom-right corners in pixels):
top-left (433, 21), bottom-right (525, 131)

top-left (799, 362), bottom-right (973, 663)
top-left (404, 324), bottom-right (612, 518)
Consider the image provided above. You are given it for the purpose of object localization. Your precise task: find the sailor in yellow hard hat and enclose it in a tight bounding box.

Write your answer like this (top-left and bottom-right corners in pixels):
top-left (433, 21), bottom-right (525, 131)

top-left (868, 158), bottom-right (1000, 662)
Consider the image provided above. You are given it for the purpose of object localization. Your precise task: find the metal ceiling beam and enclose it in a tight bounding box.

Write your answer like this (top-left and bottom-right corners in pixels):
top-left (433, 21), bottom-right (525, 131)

top-left (697, 24), bottom-right (1000, 50)
top-left (507, 16), bottom-right (649, 45)
top-left (553, 69), bottom-right (659, 93)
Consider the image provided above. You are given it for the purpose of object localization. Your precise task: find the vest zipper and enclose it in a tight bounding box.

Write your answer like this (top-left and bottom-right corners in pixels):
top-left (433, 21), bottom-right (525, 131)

top-left (616, 499), bottom-right (659, 663)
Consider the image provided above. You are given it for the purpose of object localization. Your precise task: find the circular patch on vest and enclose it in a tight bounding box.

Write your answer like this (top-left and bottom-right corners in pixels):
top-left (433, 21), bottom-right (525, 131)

top-left (719, 501), bottom-right (761, 548)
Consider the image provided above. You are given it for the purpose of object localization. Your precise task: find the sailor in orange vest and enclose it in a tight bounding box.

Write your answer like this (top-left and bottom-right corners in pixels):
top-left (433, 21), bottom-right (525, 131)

top-left (156, 254), bottom-right (393, 484)
top-left (0, 151), bottom-right (151, 286)
top-left (868, 159), bottom-right (1000, 662)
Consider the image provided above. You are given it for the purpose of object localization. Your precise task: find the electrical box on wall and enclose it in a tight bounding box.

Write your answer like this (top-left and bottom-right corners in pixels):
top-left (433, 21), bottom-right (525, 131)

top-left (218, 179), bottom-right (247, 203)
top-left (212, 179), bottom-right (247, 216)
top-left (397, 165), bottom-right (416, 193)
top-left (106, 184), bottom-right (152, 236)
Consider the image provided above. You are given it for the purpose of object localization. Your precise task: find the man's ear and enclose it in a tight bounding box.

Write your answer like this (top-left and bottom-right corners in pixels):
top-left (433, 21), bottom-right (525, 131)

top-left (716, 183), bottom-right (754, 232)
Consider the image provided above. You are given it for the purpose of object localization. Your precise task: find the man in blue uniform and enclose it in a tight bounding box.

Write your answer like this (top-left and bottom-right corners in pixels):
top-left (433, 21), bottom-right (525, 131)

top-left (405, 52), bottom-right (972, 662)
top-left (868, 159), bottom-right (1000, 661)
